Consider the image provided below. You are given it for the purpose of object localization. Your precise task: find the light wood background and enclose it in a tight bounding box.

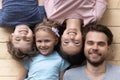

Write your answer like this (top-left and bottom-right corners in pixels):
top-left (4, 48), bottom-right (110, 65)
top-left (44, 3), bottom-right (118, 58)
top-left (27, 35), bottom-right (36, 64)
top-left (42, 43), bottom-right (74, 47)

top-left (0, 0), bottom-right (120, 80)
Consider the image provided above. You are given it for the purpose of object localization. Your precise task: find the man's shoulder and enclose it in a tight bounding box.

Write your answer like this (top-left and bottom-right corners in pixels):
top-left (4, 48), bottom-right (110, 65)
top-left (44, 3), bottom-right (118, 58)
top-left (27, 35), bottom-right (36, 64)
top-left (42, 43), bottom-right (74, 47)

top-left (107, 64), bottom-right (120, 73)
top-left (65, 65), bottom-right (85, 74)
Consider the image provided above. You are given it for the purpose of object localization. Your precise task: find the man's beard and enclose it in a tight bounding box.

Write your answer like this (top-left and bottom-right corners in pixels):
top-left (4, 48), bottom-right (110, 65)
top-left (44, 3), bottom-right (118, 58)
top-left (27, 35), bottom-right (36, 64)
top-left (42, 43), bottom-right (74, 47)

top-left (86, 57), bottom-right (105, 67)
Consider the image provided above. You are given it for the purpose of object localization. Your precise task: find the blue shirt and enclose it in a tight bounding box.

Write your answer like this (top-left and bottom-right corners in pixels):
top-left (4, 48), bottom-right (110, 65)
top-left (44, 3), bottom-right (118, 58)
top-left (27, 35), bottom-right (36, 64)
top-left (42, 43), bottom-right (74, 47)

top-left (23, 51), bottom-right (70, 80)
top-left (0, 0), bottom-right (45, 27)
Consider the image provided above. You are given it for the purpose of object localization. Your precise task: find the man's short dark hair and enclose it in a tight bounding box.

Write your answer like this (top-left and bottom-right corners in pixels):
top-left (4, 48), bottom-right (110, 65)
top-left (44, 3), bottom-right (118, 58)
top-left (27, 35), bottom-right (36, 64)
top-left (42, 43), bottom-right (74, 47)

top-left (82, 23), bottom-right (113, 45)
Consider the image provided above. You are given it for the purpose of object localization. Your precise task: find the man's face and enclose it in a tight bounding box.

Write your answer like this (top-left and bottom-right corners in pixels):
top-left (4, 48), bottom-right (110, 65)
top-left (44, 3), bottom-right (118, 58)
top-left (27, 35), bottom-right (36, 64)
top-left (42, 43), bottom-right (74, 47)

top-left (84, 31), bottom-right (109, 66)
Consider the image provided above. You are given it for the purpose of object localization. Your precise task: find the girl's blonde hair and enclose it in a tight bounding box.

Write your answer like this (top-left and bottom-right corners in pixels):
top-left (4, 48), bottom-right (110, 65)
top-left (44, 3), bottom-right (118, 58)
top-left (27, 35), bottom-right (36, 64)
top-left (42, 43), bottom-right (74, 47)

top-left (34, 20), bottom-right (60, 37)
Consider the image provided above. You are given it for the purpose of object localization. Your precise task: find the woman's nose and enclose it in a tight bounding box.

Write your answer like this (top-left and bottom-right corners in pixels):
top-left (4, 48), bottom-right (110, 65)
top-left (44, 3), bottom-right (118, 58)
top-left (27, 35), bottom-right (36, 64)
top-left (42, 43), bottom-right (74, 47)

top-left (69, 33), bottom-right (75, 40)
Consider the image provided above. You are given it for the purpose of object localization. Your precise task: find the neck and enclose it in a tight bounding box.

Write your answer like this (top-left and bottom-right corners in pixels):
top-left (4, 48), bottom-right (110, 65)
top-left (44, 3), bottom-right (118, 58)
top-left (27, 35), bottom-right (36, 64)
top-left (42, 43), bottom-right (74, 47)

top-left (85, 62), bottom-right (106, 80)
top-left (66, 19), bottom-right (81, 29)
top-left (86, 61), bottom-right (106, 75)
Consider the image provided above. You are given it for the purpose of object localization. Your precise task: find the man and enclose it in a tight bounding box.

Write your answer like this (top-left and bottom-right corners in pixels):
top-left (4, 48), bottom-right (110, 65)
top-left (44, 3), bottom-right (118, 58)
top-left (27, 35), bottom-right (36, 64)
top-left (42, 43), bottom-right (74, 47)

top-left (63, 23), bottom-right (120, 80)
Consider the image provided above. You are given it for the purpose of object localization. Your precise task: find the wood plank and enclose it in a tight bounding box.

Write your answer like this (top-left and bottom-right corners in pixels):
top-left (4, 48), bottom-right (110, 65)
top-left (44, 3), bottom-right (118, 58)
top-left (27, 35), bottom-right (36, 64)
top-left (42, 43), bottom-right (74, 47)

top-left (109, 27), bottom-right (120, 43)
top-left (108, 0), bottom-right (120, 9)
top-left (0, 27), bottom-right (13, 42)
top-left (117, 0), bottom-right (120, 8)
top-left (107, 44), bottom-right (120, 60)
top-left (0, 59), bottom-right (22, 76)
top-left (0, 43), bottom-right (11, 59)
top-left (107, 60), bottom-right (120, 66)
top-left (0, 77), bottom-right (16, 80)
top-left (100, 10), bottom-right (120, 26)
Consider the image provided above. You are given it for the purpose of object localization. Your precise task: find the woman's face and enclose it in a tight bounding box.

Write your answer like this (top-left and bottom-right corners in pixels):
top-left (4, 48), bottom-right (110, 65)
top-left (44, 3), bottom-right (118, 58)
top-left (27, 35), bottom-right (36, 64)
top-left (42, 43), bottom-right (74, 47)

top-left (61, 28), bottom-right (82, 55)
top-left (11, 25), bottom-right (34, 53)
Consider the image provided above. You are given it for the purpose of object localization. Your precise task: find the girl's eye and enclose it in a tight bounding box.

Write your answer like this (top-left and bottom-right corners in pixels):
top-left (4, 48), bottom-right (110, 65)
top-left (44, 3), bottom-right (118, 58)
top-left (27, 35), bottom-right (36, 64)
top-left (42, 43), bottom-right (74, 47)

top-left (44, 40), bottom-right (50, 43)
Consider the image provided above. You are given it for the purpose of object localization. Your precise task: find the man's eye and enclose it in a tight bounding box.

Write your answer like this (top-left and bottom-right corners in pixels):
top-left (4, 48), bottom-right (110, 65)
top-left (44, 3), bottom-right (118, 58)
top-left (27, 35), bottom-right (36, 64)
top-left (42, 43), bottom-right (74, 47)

top-left (98, 42), bottom-right (106, 46)
top-left (87, 41), bottom-right (93, 45)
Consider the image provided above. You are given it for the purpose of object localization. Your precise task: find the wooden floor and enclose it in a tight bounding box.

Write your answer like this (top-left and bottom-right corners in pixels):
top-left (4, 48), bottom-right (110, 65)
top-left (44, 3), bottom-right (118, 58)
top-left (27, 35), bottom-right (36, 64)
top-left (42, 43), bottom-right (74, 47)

top-left (0, 0), bottom-right (120, 80)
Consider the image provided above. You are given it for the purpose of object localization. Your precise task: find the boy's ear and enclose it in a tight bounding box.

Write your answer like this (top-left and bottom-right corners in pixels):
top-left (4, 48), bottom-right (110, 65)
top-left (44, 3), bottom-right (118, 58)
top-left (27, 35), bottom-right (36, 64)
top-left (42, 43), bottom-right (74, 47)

top-left (11, 33), bottom-right (14, 37)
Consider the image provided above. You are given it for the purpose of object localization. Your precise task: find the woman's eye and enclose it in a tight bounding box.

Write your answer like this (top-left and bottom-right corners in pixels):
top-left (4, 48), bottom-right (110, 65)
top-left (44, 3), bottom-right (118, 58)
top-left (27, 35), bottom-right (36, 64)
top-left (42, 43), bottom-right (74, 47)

top-left (63, 41), bottom-right (69, 44)
top-left (26, 38), bottom-right (31, 42)
top-left (15, 38), bottom-right (20, 41)
top-left (74, 41), bottom-right (80, 45)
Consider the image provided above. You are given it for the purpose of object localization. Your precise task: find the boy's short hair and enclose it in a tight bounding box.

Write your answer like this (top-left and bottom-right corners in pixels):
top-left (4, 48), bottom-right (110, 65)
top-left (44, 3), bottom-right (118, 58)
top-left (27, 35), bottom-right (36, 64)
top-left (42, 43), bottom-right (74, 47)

top-left (7, 35), bottom-right (37, 61)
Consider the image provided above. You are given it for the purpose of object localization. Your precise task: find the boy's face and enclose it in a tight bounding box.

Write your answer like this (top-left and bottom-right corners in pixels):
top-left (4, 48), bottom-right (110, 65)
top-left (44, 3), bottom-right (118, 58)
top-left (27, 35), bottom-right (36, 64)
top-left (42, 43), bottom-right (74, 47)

top-left (11, 25), bottom-right (33, 53)
top-left (35, 30), bottom-right (58, 55)
top-left (61, 28), bottom-right (82, 55)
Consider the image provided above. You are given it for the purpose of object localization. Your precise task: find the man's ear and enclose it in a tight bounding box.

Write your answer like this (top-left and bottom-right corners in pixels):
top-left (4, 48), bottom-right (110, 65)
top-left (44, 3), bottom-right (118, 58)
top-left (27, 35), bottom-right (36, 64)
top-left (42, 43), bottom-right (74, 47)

top-left (108, 45), bottom-right (112, 51)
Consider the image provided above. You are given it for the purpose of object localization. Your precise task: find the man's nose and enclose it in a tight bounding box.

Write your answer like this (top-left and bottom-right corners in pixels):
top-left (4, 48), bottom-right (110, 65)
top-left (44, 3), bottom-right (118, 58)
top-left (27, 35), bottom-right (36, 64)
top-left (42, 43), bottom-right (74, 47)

top-left (92, 44), bottom-right (98, 50)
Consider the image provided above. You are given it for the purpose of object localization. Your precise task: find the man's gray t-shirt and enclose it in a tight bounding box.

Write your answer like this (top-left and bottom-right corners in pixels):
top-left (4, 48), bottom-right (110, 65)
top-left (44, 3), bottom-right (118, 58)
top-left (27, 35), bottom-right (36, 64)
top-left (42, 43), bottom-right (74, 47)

top-left (63, 64), bottom-right (120, 80)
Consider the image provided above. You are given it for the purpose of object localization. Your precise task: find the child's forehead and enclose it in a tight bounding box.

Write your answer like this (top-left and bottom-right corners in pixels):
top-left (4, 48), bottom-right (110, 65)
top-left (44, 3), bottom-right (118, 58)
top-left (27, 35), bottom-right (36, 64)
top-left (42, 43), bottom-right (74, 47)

top-left (37, 26), bottom-right (52, 32)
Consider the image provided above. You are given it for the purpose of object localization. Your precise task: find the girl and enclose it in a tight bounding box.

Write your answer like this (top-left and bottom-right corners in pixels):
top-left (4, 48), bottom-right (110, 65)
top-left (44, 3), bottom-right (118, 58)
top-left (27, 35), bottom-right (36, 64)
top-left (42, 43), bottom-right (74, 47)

top-left (14, 21), bottom-right (70, 80)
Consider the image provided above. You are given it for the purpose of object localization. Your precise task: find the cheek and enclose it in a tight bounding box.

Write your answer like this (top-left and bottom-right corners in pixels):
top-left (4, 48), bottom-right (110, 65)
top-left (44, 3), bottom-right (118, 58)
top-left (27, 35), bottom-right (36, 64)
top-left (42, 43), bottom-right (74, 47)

top-left (101, 48), bottom-right (108, 54)
top-left (62, 31), bottom-right (68, 38)
top-left (36, 42), bottom-right (40, 48)
top-left (84, 44), bottom-right (90, 50)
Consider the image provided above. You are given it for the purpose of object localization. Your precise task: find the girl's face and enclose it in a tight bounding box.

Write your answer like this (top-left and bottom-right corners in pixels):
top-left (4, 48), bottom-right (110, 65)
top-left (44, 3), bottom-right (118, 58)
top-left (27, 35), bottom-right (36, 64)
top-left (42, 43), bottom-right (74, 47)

top-left (11, 25), bottom-right (33, 53)
top-left (35, 29), bottom-right (58, 55)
